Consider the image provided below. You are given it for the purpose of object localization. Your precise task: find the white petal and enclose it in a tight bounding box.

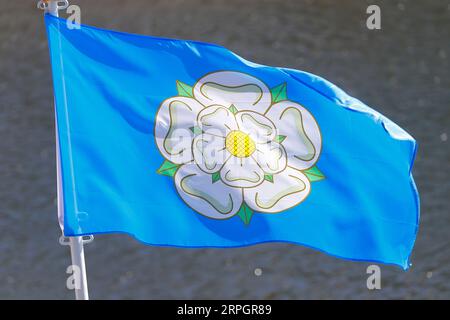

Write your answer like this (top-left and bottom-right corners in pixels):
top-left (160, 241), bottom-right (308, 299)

top-left (192, 133), bottom-right (229, 174)
top-left (155, 97), bottom-right (204, 164)
top-left (253, 141), bottom-right (287, 174)
top-left (244, 167), bottom-right (311, 213)
top-left (220, 156), bottom-right (264, 188)
top-left (266, 101), bottom-right (322, 170)
top-left (193, 71), bottom-right (271, 113)
top-left (175, 163), bottom-right (242, 219)
top-left (235, 111), bottom-right (276, 142)
top-left (197, 105), bottom-right (238, 137)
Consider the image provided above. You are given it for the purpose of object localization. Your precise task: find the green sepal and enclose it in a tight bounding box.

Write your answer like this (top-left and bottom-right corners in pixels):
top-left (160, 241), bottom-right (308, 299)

top-left (275, 135), bottom-right (286, 143)
top-left (176, 80), bottom-right (194, 97)
top-left (212, 171), bottom-right (221, 184)
top-left (303, 166), bottom-right (325, 182)
top-left (237, 202), bottom-right (254, 225)
top-left (229, 104), bottom-right (238, 114)
top-left (190, 126), bottom-right (203, 135)
top-left (270, 83), bottom-right (287, 103)
top-left (157, 160), bottom-right (180, 177)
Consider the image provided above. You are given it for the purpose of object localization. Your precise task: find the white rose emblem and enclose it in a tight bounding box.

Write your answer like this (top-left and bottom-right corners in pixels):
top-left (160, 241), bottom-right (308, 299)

top-left (155, 71), bottom-right (324, 224)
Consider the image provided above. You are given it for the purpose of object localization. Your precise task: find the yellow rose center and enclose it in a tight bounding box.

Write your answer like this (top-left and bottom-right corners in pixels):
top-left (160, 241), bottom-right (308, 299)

top-left (225, 130), bottom-right (256, 158)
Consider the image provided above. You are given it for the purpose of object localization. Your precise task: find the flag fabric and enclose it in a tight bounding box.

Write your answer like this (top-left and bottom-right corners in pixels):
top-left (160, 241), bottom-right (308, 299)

top-left (45, 14), bottom-right (419, 269)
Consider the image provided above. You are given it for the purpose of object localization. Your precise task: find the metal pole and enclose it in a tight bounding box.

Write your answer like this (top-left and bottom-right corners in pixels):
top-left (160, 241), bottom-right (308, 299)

top-left (47, 0), bottom-right (59, 15)
top-left (41, 0), bottom-right (90, 300)
top-left (68, 237), bottom-right (90, 300)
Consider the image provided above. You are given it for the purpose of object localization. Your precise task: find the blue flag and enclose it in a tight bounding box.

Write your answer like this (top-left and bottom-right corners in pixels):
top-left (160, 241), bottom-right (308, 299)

top-left (46, 14), bottom-right (419, 269)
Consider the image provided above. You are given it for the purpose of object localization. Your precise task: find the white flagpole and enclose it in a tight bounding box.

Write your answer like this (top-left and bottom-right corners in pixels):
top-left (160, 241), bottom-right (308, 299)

top-left (40, 0), bottom-right (90, 300)
top-left (67, 236), bottom-right (90, 300)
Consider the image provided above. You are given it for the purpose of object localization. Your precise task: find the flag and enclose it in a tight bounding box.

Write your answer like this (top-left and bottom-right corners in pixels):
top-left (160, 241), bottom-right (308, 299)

top-left (45, 14), bottom-right (419, 269)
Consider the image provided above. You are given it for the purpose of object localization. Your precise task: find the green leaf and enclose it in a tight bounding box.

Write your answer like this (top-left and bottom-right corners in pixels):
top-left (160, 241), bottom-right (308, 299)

top-left (270, 83), bottom-right (287, 103)
top-left (157, 160), bottom-right (180, 177)
top-left (190, 126), bottom-right (203, 135)
top-left (229, 104), bottom-right (238, 114)
top-left (264, 174), bottom-right (274, 183)
top-left (275, 135), bottom-right (286, 143)
top-left (303, 166), bottom-right (325, 182)
top-left (237, 202), bottom-right (254, 225)
top-left (176, 80), bottom-right (193, 97)
top-left (211, 171), bottom-right (221, 184)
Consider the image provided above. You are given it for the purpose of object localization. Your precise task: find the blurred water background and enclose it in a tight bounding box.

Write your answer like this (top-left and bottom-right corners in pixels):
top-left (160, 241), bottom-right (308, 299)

top-left (0, 0), bottom-right (449, 299)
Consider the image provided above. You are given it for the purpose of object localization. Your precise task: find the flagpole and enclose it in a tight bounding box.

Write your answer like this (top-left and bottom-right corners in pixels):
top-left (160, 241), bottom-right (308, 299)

top-left (39, 0), bottom-right (90, 300)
